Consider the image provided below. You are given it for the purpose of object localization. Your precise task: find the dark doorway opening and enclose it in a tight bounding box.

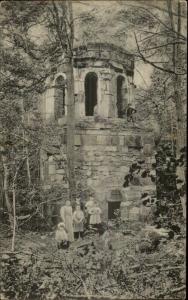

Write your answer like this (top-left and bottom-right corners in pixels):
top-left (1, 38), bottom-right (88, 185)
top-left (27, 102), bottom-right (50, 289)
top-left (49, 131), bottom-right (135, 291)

top-left (85, 72), bottom-right (98, 116)
top-left (108, 201), bottom-right (121, 220)
top-left (116, 75), bottom-right (125, 118)
top-left (54, 75), bottom-right (65, 120)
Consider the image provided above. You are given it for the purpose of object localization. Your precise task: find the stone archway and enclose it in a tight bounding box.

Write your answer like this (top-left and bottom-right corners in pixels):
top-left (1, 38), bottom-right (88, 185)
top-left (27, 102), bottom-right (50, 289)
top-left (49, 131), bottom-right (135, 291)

top-left (108, 189), bottom-right (123, 220)
top-left (85, 72), bottom-right (98, 116)
top-left (116, 75), bottom-right (127, 118)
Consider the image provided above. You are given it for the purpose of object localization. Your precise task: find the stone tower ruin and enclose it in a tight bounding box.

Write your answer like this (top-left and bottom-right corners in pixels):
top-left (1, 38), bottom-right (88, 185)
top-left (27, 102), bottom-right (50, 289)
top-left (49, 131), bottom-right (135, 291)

top-left (39, 43), bottom-right (155, 222)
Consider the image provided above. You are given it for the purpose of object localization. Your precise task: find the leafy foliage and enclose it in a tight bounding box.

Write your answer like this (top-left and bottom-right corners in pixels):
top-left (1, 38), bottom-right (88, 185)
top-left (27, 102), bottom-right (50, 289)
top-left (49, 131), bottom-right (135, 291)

top-left (0, 229), bottom-right (185, 299)
top-left (123, 142), bottom-right (186, 231)
top-left (0, 1), bottom-right (71, 230)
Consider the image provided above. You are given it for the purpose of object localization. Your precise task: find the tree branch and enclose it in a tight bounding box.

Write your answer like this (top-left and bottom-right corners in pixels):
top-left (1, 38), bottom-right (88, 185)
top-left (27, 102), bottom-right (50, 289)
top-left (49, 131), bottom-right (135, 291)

top-left (134, 32), bottom-right (186, 75)
top-left (140, 41), bottom-right (185, 52)
top-left (64, 256), bottom-right (91, 299)
top-left (127, 4), bottom-right (186, 40)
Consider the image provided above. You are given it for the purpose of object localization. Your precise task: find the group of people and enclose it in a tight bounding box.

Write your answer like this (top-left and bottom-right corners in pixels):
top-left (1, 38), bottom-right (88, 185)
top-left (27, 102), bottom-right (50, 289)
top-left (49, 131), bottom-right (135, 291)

top-left (55, 197), bottom-right (102, 249)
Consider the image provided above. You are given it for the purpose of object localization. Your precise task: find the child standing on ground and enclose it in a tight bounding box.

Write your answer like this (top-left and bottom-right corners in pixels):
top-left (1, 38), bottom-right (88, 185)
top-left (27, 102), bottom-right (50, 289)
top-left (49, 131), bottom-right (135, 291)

top-left (55, 222), bottom-right (69, 249)
top-left (73, 205), bottom-right (85, 239)
top-left (89, 201), bottom-right (102, 231)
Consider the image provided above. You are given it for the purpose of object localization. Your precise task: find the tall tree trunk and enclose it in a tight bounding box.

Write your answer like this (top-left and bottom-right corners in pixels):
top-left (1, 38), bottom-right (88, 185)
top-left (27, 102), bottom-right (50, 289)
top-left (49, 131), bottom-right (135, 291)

top-left (167, 0), bottom-right (185, 154)
top-left (66, 57), bottom-right (76, 202)
top-left (11, 182), bottom-right (16, 251)
top-left (65, 0), bottom-right (76, 202)
top-left (50, 0), bottom-right (76, 203)
top-left (1, 150), bottom-right (13, 227)
top-left (11, 166), bottom-right (19, 252)
top-left (167, 0), bottom-right (186, 217)
top-left (174, 2), bottom-right (185, 155)
top-left (21, 98), bottom-right (31, 187)
top-left (26, 146), bottom-right (31, 187)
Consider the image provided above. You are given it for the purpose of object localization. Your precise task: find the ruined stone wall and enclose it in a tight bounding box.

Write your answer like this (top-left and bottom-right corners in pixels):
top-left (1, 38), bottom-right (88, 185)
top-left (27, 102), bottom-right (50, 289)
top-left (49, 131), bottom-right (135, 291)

top-left (43, 118), bottom-right (156, 222)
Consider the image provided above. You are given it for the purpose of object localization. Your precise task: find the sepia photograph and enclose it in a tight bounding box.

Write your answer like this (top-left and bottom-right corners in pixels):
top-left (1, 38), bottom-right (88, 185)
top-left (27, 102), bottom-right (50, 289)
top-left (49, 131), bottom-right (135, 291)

top-left (0, 0), bottom-right (186, 299)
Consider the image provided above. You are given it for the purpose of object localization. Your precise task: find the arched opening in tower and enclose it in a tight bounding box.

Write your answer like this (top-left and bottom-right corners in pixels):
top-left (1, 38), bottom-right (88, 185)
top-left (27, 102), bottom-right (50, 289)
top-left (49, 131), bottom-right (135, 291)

top-left (116, 75), bottom-right (126, 118)
top-left (85, 72), bottom-right (98, 116)
top-left (54, 75), bottom-right (65, 120)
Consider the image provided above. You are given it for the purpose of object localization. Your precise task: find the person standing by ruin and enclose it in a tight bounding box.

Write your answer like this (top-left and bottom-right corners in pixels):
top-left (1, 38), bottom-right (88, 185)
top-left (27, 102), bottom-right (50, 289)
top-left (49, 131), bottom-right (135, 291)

top-left (89, 201), bottom-right (102, 231)
top-left (73, 205), bottom-right (85, 239)
top-left (60, 200), bottom-right (74, 243)
top-left (55, 222), bottom-right (69, 249)
top-left (127, 103), bottom-right (136, 124)
top-left (85, 196), bottom-right (95, 227)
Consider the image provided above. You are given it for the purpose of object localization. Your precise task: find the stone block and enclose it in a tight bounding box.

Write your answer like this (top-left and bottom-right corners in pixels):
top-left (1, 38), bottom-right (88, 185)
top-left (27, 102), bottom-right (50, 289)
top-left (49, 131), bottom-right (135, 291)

top-left (124, 135), bottom-right (134, 147)
top-left (121, 146), bottom-right (129, 153)
top-left (119, 136), bottom-right (125, 146)
top-left (142, 135), bottom-right (154, 144)
top-left (123, 188), bottom-right (141, 202)
top-left (92, 161), bottom-right (101, 166)
top-left (82, 145), bottom-right (102, 151)
top-left (56, 169), bottom-right (65, 174)
top-left (49, 164), bottom-right (56, 175)
top-left (82, 166), bottom-right (88, 170)
top-left (119, 166), bottom-right (129, 174)
top-left (95, 156), bottom-right (104, 162)
top-left (102, 169), bottom-right (109, 176)
top-left (50, 174), bottom-right (56, 182)
top-left (141, 185), bottom-right (156, 193)
top-left (129, 206), bottom-right (140, 221)
top-left (75, 135), bottom-right (82, 146)
top-left (97, 135), bottom-right (108, 145)
top-left (58, 118), bottom-right (67, 126)
top-left (143, 144), bottom-right (152, 156)
top-left (121, 203), bottom-right (132, 221)
top-left (81, 135), bottom-right (97, 145)
top-left (125, 135), bottom-right (142, 149)
top-left (87, 178), bottom-right (93, 187)
top-left (103, 146), bottom-right (117, 152)
top-left (55, 174), bottom-right (64, 182)
top-left (111, 136), bottom-right (119, 145)
top-left (86, 170), bottom-right (91, 176)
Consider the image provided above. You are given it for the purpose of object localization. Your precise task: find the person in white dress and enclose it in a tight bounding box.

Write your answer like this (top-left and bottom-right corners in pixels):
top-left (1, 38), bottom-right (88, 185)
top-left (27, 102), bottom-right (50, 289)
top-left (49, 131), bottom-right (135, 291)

top-left (73, 205), bottom-right (85, 239)
top-left (60, 200), bottom-right (74, 242)
top-left (85, 197), bottom-right (94, 228)
top-left (55, 222), bottom-right (69, 249)
top-left (89, 201), bottom-right (102, 230)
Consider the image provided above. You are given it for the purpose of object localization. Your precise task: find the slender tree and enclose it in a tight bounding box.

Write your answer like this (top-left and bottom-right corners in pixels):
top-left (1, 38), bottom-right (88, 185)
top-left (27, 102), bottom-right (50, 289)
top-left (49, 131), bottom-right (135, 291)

top-left (51, 0), bottom-right (76, 202)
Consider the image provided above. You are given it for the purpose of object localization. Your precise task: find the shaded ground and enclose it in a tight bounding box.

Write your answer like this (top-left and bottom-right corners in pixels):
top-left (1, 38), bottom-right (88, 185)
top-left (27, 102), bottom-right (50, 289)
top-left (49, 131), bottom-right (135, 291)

top-left (0, 223), bottom-right (186, 300)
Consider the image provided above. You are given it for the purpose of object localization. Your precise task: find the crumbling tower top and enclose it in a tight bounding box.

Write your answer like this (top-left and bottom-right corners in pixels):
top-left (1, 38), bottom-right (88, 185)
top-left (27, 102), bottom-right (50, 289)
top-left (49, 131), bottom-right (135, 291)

top-left (40, 42), bottom-right (135, 121)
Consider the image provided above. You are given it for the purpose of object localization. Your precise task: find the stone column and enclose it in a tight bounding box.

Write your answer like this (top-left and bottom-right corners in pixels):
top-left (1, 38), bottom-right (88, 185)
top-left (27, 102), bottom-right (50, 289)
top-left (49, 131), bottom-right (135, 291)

top-left (48, 156), bottom-right (56, 175)
top-left (44, 87), bottom-right (55, 121)
top-left (73, 69), bottom-right (85, 118)
top-left (121, 80), bottom-right (128, 112)
top-left (127, 75), bottom-right (136, 107)
top-left (40, 149), bottom-right (47, 182)
top-left (98, 70), bottom-right (114, 118)
top-left (64, 86), bottom-right (68, 116)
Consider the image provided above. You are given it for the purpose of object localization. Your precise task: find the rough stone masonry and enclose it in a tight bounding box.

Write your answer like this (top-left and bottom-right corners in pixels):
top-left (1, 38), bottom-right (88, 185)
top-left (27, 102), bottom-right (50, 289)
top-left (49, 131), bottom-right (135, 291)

top-left (39, 43), bottom-right (156, 223)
